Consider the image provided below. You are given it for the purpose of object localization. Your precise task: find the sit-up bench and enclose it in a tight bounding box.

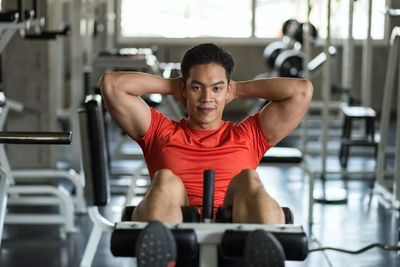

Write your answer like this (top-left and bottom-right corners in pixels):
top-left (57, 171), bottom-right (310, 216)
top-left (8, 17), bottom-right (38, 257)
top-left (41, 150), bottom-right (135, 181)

top-left (78, 94), bottom-right (309, 267)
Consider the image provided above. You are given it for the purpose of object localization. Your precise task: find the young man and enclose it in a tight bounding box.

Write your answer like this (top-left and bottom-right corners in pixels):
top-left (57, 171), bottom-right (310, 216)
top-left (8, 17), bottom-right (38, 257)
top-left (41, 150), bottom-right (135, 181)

top-left (101, 43), bottom-right (313, 267)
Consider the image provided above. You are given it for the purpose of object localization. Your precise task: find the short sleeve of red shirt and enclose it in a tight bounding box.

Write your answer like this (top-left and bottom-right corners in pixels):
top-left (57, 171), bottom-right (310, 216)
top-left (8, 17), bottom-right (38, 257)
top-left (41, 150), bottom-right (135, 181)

top-left (133, 107), bottom-right (172, 157)
top-left (232, 111), bottom-right (271, 161)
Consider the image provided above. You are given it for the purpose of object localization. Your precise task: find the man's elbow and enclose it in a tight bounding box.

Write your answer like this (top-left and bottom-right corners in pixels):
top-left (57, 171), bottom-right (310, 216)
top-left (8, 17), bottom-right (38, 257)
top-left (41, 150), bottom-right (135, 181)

top-left (100, 73), bottom-right (115, 96)
top-left (300, 79), bottom-right (313, 104)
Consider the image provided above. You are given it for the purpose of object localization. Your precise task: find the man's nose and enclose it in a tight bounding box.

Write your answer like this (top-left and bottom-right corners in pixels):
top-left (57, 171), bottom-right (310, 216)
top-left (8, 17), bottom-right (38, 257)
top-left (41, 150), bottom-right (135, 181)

top-left (201, 88), bottom-right (212, 102)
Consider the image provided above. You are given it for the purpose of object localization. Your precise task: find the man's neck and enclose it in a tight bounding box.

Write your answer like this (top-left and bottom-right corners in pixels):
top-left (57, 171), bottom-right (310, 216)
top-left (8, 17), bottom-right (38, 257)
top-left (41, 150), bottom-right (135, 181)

top-left (187, 119), bottom-right (223, 131)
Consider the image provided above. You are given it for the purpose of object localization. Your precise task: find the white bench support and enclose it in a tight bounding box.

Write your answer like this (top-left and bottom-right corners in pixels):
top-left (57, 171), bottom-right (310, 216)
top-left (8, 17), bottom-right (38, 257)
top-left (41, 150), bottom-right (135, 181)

top-left (11, 169), bottom-right (86, 213)
top-left (5, 185), bottom-right (77, 233)
top-left (80, 207), bottom-right (114, 267)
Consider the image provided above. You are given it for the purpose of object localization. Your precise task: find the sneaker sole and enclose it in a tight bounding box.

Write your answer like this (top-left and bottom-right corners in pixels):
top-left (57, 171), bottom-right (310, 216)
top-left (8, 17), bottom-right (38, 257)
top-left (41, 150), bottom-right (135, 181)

top-left (135, 221), bottom-right (177, 267)
top-left (244, 229), bottom-right (286, 267)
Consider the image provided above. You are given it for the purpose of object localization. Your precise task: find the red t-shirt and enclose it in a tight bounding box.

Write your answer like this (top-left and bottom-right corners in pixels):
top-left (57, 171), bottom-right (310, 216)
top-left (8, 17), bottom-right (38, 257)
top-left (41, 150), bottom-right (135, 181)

top-left (134, 107), bottom-right (272, 209)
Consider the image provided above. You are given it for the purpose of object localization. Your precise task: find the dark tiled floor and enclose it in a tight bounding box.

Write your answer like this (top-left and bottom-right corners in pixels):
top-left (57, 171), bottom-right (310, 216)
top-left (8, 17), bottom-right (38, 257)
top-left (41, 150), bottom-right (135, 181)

top-left (0, 132), bottom-right (399, 266)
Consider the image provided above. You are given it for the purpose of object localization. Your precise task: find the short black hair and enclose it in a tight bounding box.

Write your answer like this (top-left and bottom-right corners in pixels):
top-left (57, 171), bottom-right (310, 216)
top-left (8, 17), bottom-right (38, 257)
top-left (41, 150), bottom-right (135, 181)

top-left (181, 43), bottom-right (235, 82)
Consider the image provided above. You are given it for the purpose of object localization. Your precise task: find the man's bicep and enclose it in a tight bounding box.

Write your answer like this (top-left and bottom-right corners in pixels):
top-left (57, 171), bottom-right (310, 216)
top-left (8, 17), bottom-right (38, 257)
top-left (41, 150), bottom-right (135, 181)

top-left (259, 101), bottom-right (305, 146)
top-left (104, 93), bottom-right (151, 139)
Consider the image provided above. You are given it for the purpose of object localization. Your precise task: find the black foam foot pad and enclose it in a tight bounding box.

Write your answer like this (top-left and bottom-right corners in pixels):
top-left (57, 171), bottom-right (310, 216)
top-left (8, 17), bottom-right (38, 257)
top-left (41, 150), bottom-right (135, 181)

top-left (244, 230), bottom-right (286, 267)
top-left (135, 221), bottom-right (177, 267)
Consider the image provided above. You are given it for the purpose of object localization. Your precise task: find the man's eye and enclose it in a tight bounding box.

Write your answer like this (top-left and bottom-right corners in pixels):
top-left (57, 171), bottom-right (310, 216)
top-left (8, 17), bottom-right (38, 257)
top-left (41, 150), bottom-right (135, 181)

top-left (192, 86), bottom-right (201, 90)
top-left (214, 87), bottom-right (221, 91)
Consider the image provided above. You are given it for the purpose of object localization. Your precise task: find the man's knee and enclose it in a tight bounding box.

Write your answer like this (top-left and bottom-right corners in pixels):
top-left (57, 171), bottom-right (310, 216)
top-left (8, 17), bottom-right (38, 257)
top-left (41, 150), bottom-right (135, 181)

top-left (231, 169), bottom-right (263, 190)
top-left (151, 169), bottom-right (187, 199)
top-left (153, 169), bottom-right (182, 186)
top-left (132, 169), bottom-right (188, 222)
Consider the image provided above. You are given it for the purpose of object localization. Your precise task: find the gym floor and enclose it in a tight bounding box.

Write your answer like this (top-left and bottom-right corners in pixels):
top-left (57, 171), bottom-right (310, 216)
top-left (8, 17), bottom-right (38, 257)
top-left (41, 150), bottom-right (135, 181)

top-left (0, 124), bottom-right (399, 267)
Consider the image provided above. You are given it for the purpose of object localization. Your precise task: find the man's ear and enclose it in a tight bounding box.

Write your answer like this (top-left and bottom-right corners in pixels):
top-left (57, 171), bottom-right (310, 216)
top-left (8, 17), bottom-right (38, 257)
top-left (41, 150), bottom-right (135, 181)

top-left (181, 80), bottom-right (187, 98)
top-left (226, 80), bottom-right (233, 99)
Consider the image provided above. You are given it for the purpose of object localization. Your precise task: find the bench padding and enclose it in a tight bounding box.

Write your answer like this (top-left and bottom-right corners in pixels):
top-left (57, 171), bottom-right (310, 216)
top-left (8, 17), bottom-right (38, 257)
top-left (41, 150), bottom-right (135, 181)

top-left (219, 229), bottom-right (308, 264)
top-left (261, 147), bottom-right (303, 164)
top-left (78, 96), bottom-right (110, 206)
top-left (111, 228), bottom-right (199, 266)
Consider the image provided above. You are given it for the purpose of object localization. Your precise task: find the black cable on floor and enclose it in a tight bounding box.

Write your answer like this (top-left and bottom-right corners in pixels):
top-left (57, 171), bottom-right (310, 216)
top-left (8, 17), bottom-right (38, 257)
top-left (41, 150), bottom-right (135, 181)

top-left (309, 243), bottom-right (400, 254)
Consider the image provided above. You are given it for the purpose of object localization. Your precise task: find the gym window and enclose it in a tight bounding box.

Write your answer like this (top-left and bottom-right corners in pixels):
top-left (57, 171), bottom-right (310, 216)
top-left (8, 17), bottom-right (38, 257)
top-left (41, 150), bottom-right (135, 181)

top-left (119, 0), bottom-right (252, 39)
top-left (307, 0), bottom-right (386, 40)
top-left (117, 0), bottom-right (386, 43)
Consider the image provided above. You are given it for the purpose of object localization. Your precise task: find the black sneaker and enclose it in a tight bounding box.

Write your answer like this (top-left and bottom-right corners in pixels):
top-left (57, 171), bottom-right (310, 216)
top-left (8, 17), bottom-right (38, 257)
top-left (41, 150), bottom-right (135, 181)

top-left (135, 221), bottom-right (177, 267)
top-left (244, 230), bottom-right (286, 267)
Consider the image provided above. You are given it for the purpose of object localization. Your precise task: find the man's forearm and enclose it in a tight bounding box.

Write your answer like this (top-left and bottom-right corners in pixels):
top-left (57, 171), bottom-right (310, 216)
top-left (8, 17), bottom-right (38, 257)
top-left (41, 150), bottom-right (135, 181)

top-left (101, 72), bottom-right (179, 97)
top-left (234, 78), bottom-right (311, 102)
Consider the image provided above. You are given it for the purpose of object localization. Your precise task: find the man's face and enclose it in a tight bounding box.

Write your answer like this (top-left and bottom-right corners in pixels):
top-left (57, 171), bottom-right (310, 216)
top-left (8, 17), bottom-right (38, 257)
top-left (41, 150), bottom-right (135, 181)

top-left (183, 63), bottom-right (231, 130)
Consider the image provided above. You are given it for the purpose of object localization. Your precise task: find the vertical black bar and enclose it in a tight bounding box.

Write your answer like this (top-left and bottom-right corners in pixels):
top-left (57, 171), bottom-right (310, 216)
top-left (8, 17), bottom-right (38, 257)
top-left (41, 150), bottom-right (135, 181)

top-left (0, 55), bottom-right (2, 85)
top-left (32, 0), bottom-right (37, 18)
top-left (84, 70), bottom-right (92, 95)
top-left (17, 0), bottom-right (23, 22)
top-left (202, 169), bottom-right (215, 221)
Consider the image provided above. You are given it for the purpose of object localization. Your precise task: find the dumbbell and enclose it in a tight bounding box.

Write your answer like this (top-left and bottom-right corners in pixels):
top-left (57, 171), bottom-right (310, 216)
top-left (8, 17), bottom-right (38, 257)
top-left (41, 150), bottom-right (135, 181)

top-left (263, 19), bottom-right (301, 71)
top-left (263, 19), bottom-right (298, 70)
top-left (274, 50), bottom-right (303, 78)
top-left (263, 44), bottom-right (303, 78)
top-left (264, 44), bottom-right (303, 78)
top-left (263, 41), bottom-right (289, 69)
top-left (285, 20), bottom-right (318, 45)
top-left (263, 19), bottom-right (317, 73)
top-left (282, 19), bottom-right (298, 36)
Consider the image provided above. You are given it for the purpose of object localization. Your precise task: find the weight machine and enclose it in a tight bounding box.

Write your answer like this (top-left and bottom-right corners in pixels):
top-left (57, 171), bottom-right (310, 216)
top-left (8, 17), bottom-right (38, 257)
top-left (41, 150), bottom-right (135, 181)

top-left (0, 131), bottom-right (73, 247)
top-left (0, 0), bottom-right (70, 51)
top-left (0, 95), bottom-right (82, 233)
top-left (0, 0), bottom-right (84, 234)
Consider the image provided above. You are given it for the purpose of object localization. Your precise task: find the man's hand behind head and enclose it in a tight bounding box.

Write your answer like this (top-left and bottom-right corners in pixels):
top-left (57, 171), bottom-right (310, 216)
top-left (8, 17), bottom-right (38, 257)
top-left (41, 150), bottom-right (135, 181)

top-left (173, 77), bottom-right (187, 107)
top-left (225, 80), bottom-right (237, 105)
